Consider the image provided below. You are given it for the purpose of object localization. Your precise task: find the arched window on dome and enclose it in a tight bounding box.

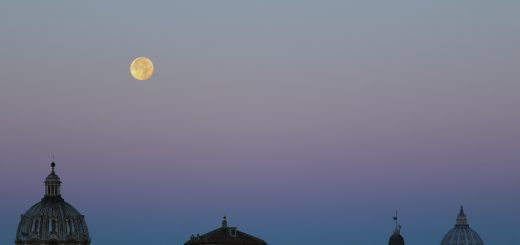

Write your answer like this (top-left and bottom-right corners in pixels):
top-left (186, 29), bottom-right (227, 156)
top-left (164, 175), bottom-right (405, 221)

top-left (49, 218), bottom-right (57, 233)
top-left (70, 219), bottom-right (76, 233)
top-left (32, 219), bottom-right (40, 233)
top-left (66, 219), bottom-right (70, 234)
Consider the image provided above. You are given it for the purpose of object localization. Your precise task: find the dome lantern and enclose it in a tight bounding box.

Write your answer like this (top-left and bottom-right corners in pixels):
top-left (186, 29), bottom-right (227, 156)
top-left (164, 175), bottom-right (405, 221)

top-left (456, 205), bottom-right (468, 226)
top-left (44, 162), bottom-right (62, 197)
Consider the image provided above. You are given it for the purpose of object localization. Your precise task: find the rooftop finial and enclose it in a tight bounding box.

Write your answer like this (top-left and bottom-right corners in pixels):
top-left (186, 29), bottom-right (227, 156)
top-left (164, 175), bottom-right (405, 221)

top-left (51, 154), bottom-right (56, 170)
top-left (393, 210), bottom-right (398, 230)
top-left (45, 158), bottom-right (61, 197)
top-left (222, 216), bottom-right (228, 228)
top-left (456, 205), bottom-right (468, 226)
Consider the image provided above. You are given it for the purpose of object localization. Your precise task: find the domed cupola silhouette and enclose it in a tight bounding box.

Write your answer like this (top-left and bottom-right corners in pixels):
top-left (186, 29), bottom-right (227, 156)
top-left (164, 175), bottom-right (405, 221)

top-left (15, 161), bottom-right (91, 245)
top-left (440, 206), bottom-right (484, 245)
top-left (389, 211), bottom-right (405, 245)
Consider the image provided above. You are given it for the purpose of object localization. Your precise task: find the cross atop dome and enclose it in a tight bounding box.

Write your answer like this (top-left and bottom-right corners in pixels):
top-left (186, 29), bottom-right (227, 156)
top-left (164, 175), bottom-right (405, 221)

top-left (392, 210), bottom-right (402, 234)
top-left (389, 211), bottom-right (405, 245)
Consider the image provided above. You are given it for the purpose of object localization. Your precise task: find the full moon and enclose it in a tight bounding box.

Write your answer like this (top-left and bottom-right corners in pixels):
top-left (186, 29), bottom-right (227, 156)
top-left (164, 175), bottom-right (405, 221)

top-left (130, 57), bottom-right (154, 80)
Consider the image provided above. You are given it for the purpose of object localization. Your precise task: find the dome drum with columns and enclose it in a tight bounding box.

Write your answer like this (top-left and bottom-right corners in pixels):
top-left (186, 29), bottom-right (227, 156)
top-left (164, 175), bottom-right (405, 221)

top-left (15, 162), bottom-right (91, 245)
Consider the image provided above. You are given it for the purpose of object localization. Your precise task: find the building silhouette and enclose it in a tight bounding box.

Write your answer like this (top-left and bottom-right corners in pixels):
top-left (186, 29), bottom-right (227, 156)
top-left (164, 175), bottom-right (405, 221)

top-left (185, 216), bottom-right (268, 245)
top-left (388, 229), bottom-right (404, 245)
top-left (388, 211), bottom-right (405, 245)
top-left (15, 162), bottom-right (91, 245)
top-left (11, 161), bottom-right (489, 245)
top-left (440, 206), bottom-right (483, 245)
top-left (388, 225), bottom-right (405, 245)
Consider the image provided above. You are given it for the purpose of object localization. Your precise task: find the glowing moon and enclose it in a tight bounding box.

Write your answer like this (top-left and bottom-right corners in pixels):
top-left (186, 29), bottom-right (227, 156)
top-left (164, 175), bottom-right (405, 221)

top-left (130, 57), bottom-right (154, 80)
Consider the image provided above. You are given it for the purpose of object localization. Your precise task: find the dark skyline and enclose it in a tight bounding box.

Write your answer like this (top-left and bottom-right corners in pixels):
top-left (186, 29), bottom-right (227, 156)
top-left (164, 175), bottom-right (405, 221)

top-left (1, 1), bottom-right (519, 244)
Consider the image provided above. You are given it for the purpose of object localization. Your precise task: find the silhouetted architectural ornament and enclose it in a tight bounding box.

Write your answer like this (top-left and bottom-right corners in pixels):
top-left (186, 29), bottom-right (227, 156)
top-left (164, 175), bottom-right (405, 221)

top-left (185, 216), bottom-right (268, 245)
top-left (389, 225), bottom-right (405, 245)
top-left (389, 211), bottom-right (405, 245)
top-left (15, 162), bottom-right (91, 245)
top-left (440, 206), bottom-right (483, 245)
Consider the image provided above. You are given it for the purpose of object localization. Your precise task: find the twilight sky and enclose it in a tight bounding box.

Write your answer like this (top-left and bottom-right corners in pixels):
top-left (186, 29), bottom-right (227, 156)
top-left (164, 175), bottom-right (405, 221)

top-left (0, 1), bottom-right (519, 244)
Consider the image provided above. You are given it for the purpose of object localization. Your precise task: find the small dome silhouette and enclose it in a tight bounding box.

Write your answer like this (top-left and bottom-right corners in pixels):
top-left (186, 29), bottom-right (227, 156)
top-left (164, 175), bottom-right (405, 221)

top-left (389, 233), bottom-right (405, 245)
top-left (440, 206), bottom-right (483, 245)
top-left (389, 223), bottom-right (405, 245)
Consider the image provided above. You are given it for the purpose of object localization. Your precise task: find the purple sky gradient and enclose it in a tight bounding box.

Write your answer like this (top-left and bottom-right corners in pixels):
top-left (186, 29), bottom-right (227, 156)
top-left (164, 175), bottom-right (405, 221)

top-left (1, 1), bottom-right (519, 244)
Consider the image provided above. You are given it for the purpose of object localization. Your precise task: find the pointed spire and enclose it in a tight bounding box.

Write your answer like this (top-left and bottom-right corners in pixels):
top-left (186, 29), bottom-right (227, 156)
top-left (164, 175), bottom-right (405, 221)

top-left (222, 216), bottom-right (228, 228)
top-left (458, 205), bottom-right (466, 217)
top-left (389, 211), bottom-right (404, 245)
top-left (393, 210), bottom-right (398, 231)
top-left (456, 205), bottom-right (468, 226)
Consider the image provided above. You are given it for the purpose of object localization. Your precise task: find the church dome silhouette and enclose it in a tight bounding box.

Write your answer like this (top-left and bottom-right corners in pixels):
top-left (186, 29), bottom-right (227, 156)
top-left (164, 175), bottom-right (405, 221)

top-left (440, 206), bottom-right (483, 245)
top-left (389, 233), bottom-right (405, 245)
top-left (389, 226), bottom-right (405, 245)
top-left (15, 162), bottom-right (91, 245)
top-left (388, 211), bottom-right (405, 245)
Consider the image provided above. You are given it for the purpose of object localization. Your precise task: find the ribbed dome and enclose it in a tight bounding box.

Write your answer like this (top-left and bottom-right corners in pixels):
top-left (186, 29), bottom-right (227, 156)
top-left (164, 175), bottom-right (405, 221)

top-left (23, 197), bottom-right (82, 218)
top-left (15, 162), bottom-right (90, 245)
top-left (441, 206), bottom-right (483, 245)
